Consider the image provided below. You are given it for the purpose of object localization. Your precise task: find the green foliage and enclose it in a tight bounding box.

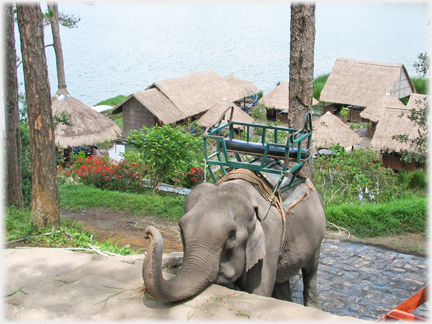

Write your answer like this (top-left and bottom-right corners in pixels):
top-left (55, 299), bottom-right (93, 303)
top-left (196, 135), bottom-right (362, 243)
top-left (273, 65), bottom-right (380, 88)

top-left (396, 169), bottom-right (427, 190)
top-left (60, 153), bottom-right (149, 194)
top-left (392, 97), bottom-right (428, 164)
top-left (411, 77), bottom-right (428, 95)
top-left (173, 167), bottom-right (205, 188)
top-left (20, 123), bottom-right (31, 206)
top-left (257, 90), bottom-right (264, 100)
top-left (339, 106), bottom-right (349, 118)
top-left (414, 52), bottom-right (428, 77)
top-left (59, 183), bottom-right (185, 221)
top-left (42, 8), bottom-right (80, 28)
top-left (128, 124), bottom-right (204, 191)
top-left (313, 145), bottom-right (405, 205)
top-left (325, 197), bottom-right (427, 237)
top-left (5, 206), bottom-right (138, 255)
top-left (95, 95), bottom-right (127, 107)
top-left (313, 74), bottom-right (329, 100)
top-left (53, 110), bottom-right (72, 128)
top-left (250, 104), bottom-right (267, 123)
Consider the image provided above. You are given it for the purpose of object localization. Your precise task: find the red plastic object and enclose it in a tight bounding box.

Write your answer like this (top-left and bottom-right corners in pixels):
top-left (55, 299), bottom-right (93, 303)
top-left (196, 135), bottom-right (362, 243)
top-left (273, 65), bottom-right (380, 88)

top-left (377, 285), bottom-right (428, 321)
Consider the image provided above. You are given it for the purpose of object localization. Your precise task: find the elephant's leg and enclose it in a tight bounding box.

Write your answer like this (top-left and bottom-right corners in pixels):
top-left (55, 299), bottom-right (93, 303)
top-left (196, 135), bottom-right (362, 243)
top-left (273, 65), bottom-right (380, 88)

top-left (272, 280), bottom-right (292, 301)
top-left (301, 248), bottom-right (321, 310)
top-left (236, 249), bottom-right (279, 297)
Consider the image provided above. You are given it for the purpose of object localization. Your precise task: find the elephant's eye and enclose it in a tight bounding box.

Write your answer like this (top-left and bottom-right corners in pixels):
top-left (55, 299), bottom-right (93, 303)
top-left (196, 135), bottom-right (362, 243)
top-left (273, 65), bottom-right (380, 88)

top-left (225, 231), bottom-right (236, 249)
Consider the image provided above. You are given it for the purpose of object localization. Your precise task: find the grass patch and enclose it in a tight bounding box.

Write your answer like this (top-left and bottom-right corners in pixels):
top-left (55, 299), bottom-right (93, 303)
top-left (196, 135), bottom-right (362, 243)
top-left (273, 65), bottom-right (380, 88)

top-left (313, 73), bottom-right (329, 100)
top-left (94, 95), bottom-right (127, 107)
top-left (59, 182), bottom-right (185, 222)
top-left (325, 196), bottom-right (427, 238)
top-left (411, 76), bottom-right (428, 95)
top-left (5, 206), bottom-right (138, 255)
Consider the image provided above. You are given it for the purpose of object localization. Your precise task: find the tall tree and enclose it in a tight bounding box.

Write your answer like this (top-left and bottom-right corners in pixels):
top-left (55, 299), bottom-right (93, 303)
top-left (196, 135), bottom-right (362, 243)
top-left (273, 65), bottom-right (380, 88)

top-left (17, 3), bottom-right (60, 228)
top-left (47, 2), bottom-right (69, 96)
top-left (288, 3), bottom-right (316, 130)
top-left (4, 3), bottom-right (24, 208)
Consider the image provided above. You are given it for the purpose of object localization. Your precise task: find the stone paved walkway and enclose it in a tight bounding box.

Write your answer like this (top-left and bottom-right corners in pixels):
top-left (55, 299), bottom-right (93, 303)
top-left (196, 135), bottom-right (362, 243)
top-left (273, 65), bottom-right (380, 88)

top-left (290, 238), bottom-right (429, 321)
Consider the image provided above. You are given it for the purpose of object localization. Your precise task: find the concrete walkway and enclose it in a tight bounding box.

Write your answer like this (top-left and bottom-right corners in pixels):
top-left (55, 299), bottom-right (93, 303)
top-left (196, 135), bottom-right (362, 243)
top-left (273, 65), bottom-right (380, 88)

top-left (3, 247), bottom-right (366, 321)
top-left (4, 239), bottom-right (428, 321)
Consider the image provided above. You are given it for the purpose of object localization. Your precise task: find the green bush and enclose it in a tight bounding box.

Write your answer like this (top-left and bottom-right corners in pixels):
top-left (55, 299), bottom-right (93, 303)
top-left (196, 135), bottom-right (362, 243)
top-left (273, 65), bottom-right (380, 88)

top-left (60, 152), bottom-right (149, 194)
top-left (128, 124), bottom-right (204, 191)
top-left (251, 104), bottom-right (267, 123)
top-left (411, 77), bottom-right (428, 95)
top-left (325, 197), bottom-right (427, 238)
top-left (313, 145), bottom-right (402, 205)
top-left (397, 169), bottom-right (427, 190)
top-left (313, 74), bottom-right (329, 100)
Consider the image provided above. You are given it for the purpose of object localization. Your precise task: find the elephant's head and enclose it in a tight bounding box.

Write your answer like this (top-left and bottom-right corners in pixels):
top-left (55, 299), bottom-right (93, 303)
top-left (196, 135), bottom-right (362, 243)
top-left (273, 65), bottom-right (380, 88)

top-left (142, 181), bottom-right (266, 302)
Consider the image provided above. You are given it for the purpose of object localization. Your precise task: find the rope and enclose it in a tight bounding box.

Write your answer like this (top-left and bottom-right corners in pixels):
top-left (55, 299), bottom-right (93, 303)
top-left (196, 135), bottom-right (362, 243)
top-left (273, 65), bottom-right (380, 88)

top-left (217, 169), bottom-right (285, 221)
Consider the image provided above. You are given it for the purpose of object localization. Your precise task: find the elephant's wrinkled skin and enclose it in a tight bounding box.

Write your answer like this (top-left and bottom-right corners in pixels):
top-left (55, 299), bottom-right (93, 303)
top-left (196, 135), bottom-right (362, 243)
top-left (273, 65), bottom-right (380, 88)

top-left (143, 178), bottom-right (326, 309)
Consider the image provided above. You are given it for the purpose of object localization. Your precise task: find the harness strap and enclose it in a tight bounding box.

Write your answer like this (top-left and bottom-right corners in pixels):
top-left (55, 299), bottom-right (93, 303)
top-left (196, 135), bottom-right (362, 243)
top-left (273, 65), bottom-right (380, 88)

top-left (217, 169), bottom-right (285, 220)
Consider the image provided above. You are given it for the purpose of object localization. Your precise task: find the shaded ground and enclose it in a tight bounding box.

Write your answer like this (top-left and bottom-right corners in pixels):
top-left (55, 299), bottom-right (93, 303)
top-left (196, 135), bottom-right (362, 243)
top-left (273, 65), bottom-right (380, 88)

top-left (60, 206), bottom-right (427, 257)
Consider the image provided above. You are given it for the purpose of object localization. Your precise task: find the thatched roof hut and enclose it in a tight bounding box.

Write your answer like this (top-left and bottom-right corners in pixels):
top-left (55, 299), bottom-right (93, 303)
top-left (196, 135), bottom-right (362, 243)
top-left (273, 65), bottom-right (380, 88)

top-left (360, 94), bottom-right (406, 123)
top-left (312, 111), bottom-right (363, 149)
top-left (259, 80), bottom-right (318, 110)
top-left (198, 100), bottom-right (254, 128)
top-left (370, 96), bottom-right (427, 153)
top-left (52, 95), bottom-right (121, 148)
top-left (112, 70), bottom-right (258, 137)
top-left (222, 74), bottom-right (258, 101)
top-left (406, 93), bottom-right (428, 110)
top-left (320, 58), bottom-right (416, 108)
top-left (370, 95), bottom-right (428, 171)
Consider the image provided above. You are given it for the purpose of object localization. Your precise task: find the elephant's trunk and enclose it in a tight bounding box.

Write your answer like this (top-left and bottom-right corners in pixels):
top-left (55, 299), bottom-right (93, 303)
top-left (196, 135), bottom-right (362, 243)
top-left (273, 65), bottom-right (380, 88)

top-left (142, 226), bottom-right (219, 303)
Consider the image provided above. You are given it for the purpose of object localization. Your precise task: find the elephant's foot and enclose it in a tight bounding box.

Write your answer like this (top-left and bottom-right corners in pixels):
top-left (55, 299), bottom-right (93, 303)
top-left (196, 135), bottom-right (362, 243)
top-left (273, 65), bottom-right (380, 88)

top-left (272, 281), bottom-right (292, 302)
top-left (304, 296), bottom-right (322, 310)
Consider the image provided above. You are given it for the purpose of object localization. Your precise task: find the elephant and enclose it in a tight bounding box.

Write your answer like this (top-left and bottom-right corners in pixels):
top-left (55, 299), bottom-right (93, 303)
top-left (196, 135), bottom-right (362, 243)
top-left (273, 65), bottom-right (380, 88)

top-left (142, 174), bottom-right (326, 309)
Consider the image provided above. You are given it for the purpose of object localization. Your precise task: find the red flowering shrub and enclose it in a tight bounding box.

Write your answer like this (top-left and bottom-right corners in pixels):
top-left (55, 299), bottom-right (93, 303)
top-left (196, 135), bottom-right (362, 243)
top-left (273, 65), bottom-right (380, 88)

top-left (173, 167), bottom-right (204, 189)
top-left (61, 154), bottom-right (150, 194)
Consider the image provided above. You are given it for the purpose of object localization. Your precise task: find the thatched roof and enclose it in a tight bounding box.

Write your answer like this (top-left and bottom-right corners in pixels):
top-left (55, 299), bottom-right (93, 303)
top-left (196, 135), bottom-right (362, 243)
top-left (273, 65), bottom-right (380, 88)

top-left (112, 70), bottom-right (258, 124)
top-left (360, 94), bottom-right (406, 123)
top-left (222, 74), bottom-right (258, 100)
top-left (52, 95), bottom-right (121, 148)
top-left (312, 111), bottom-right (363, 148)
top-left (371, 95), bottom-right (428, 153)
top-left (406, 93), bottom-right (428, 110)
top-left (320, 58), bottom-right (416, 107)
top-left (259, 80), bottom-right (319, 110)
top-left (198, 100), bottom-right (254, 128)
top-left (133, 88), bottom-right (185, 124)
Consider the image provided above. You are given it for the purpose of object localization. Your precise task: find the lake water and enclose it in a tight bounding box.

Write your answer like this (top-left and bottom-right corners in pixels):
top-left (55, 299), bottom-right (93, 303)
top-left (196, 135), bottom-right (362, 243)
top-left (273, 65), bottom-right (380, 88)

top-left (14, 3), bottom-right (429, 107)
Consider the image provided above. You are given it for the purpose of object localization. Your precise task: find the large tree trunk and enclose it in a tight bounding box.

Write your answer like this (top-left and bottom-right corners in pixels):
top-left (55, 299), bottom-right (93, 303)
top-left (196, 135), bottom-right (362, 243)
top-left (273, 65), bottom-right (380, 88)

top-left (47, 2), bottom-right (69, 97)
top-left (17, 4), bottom-right (60, 229)
top-left (4, 3), bottom-right (24, 208)
top-left (143, 226), bottom-right (219, 302)
top-left (288, 3), bottom-right (315, 130)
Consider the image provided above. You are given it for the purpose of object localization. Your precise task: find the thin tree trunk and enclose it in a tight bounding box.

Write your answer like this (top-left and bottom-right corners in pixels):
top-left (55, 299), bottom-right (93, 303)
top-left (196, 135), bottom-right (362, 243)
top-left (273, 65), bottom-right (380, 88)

top-left (47, 2), bottom-right (69, 97)
top-left (17, 4), bottom-right (60, 229)
top-left (4, 3), bottom-right (24, 208)
top-left (288, 3), bottom-right (315, 130)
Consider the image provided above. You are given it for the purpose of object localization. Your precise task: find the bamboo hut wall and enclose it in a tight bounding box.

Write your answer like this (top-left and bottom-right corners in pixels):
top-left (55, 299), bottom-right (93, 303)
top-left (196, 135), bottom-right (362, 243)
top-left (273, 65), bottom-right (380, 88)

top-left (348, 108), bottom-right (363, 122)
top-left (381, 151), bottom-right (426, 171)
top-left (122, 97), bottom-right (156, 138)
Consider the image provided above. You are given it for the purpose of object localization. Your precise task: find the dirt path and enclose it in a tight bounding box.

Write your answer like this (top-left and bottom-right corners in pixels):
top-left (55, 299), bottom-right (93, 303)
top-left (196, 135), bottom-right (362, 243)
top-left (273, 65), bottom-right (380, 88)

top-left (60, 207), bottom-right (427, 257)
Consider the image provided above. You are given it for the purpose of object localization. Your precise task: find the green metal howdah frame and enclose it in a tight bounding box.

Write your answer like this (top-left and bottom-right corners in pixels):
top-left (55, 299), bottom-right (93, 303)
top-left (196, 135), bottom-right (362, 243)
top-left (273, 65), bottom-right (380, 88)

top-left (203, 106), bottom-right (313, 194)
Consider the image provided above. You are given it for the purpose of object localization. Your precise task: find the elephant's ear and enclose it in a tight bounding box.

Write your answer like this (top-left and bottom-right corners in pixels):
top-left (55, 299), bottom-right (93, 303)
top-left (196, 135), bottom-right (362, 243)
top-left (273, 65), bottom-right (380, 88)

top-left (245, 209), bottom-right (266, 272)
